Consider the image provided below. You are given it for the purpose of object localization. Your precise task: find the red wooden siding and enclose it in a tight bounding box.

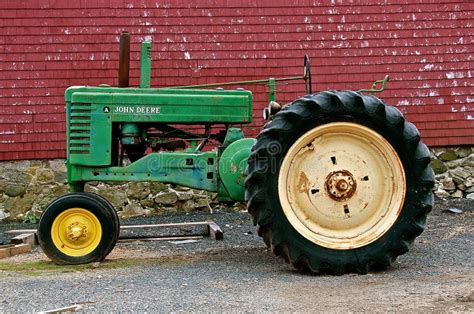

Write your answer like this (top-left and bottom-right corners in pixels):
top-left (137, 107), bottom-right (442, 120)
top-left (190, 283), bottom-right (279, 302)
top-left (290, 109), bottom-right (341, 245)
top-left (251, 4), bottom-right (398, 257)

top-left (0, 0), bottom-right (472, 160)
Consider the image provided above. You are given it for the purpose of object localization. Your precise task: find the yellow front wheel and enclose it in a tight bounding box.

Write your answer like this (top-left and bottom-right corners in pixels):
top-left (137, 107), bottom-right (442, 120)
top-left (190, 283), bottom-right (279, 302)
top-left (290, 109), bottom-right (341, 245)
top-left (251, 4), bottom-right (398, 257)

top-left (51, 208), bottom-right (103, 257)
top-left (38, 193), bottom-right (119, 265)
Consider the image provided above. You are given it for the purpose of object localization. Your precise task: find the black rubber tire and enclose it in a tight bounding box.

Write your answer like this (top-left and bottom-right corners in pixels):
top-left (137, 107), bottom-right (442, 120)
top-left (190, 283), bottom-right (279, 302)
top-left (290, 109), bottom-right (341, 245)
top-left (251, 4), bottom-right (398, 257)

top-left (38, 192), bottom-right (119, 265)
top-left (245, 90), bottom-right (434, 274)
top-left (84, 193), bottom-right (120, 256)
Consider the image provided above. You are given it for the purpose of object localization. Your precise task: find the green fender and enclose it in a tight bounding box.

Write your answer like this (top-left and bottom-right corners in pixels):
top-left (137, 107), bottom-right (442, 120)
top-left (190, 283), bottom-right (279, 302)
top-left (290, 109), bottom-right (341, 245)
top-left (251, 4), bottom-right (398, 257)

top-left (218, 138), bottom-right (256, 201)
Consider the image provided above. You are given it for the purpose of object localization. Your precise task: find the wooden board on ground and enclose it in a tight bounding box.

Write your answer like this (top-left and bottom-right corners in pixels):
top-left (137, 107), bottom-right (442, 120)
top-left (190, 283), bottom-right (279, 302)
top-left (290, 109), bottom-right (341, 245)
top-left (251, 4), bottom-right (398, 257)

top-left (4, 229), bottom-right (36, 236)
top-left (0, 244), bottom-right (15, 259)
top-left (118, 235), bottom-right (203, 243)
top-left (3, 221), bottom-right (224, 241)
top-left (11, 233), bottom-right (37, 246)
top-left (119, 221), bottom-right (209, 239)
top-left (0, 243), bottom-right (32, 259)
top-left (38, 304), bottom-right (83, 314)
top-left (119, 221), bottom-right (223, 240)
top-left (207, 221), bottom-right (223, 240)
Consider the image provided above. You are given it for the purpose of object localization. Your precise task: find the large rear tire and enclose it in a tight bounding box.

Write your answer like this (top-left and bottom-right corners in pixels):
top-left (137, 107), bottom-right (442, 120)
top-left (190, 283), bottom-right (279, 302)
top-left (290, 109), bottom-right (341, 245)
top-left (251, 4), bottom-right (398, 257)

top-left (245, 91), bottom-right (434, 274)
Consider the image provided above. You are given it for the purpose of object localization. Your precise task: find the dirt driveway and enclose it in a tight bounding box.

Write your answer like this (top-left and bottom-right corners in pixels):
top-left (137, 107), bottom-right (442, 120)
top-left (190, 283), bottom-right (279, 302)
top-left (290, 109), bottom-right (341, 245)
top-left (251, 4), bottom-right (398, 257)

top-left (0, 198), bottom-right (473, 312)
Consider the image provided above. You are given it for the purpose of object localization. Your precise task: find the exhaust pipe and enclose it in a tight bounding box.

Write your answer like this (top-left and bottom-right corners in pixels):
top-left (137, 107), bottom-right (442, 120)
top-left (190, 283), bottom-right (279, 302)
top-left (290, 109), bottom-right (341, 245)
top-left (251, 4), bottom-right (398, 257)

top-left (118, 31), bottom-right (130, 87)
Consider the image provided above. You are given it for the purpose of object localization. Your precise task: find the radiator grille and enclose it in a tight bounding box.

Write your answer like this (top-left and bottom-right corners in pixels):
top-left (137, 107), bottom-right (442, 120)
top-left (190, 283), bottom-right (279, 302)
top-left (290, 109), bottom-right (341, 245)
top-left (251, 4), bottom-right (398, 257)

top-left (69, 103), bottom-right (92, 155)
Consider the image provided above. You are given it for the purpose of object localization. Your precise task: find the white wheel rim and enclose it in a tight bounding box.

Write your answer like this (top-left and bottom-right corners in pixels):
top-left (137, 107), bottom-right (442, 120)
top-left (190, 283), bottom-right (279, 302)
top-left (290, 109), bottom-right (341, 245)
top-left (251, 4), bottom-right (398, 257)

top-left (278, 122), bottom-right (406, 250)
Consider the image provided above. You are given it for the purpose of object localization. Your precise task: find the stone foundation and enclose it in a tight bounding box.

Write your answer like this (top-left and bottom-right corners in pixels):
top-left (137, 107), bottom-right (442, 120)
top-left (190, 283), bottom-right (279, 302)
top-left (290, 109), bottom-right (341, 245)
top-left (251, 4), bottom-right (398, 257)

top-left (430, 147), bottom-right (474, 199)
top-left (0, 147), bottom-right (472, 221)
top-left (0, 159), bottom-right (242, 222)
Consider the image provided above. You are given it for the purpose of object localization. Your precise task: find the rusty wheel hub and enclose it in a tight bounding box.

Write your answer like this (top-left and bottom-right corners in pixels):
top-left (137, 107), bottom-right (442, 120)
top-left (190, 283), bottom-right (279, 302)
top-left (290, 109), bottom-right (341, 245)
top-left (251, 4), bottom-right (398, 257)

top-left (325, 170), bottom-right (356, 201)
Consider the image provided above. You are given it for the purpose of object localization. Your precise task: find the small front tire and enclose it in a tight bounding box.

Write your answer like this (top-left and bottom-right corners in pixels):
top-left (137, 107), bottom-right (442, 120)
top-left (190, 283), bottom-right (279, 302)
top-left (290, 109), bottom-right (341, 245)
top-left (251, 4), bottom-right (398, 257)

top-left (38, 192), bottom-right (119, 265)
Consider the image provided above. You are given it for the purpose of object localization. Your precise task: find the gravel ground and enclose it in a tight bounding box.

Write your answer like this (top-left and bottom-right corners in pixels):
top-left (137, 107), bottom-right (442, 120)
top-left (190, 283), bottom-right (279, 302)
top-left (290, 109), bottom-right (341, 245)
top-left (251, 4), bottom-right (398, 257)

top-left (0, 197), bottom-right (473, 312)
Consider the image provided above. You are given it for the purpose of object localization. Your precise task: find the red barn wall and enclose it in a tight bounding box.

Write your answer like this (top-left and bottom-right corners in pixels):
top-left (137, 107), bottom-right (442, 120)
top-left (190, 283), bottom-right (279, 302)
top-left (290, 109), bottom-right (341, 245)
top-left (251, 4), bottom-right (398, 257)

top-left (0, 0), bottom-right (472, 160)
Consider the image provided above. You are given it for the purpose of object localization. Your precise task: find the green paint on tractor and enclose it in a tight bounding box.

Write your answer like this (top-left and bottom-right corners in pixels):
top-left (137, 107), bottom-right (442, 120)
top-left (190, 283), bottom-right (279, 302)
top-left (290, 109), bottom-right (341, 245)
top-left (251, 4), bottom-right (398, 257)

top-left (65, 79), bottom-right (255, 201)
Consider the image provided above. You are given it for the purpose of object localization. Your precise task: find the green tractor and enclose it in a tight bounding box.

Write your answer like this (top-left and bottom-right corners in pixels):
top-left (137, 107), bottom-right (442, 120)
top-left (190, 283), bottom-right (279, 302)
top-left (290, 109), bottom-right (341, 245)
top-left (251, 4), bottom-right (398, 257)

top-left (38, 32), bottom-right (434, 274)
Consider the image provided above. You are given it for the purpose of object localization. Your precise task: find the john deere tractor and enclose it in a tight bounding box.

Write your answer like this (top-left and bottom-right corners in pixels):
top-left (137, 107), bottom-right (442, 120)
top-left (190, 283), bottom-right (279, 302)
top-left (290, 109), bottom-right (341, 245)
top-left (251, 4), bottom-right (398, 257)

top-left (38, 32), bottom-right (434, 274)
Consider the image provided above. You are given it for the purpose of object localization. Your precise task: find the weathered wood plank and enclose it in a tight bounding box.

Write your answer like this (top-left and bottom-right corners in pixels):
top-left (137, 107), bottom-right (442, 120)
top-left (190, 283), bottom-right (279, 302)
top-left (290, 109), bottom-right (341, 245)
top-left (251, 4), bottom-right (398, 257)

top-left (38, 304), bottom-right (83, 314)
top-left (207, 221), bottom-right (223, 240)
top-left (4, 229), bottom-right (37, 235)
top-left (118, 235), bottom-right (203, 243)
top-left (120, 221), bottom-right (209, 229)
top-left (9, 243), bottom-right (32, 256)
top-left (3, 221), bottom-right (224, 241)
top-left (0, 243), bottom-right (32, 259)
top-left (0, 246), bottom-right (12, 259)
top-left (11, 233), bottom-right (37, 246)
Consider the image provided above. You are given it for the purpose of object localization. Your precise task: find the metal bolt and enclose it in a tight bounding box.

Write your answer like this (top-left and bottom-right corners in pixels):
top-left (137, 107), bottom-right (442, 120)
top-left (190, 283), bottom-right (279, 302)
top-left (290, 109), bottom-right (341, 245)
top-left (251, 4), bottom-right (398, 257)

top-left (336, 180), bottom-right (348, 191)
